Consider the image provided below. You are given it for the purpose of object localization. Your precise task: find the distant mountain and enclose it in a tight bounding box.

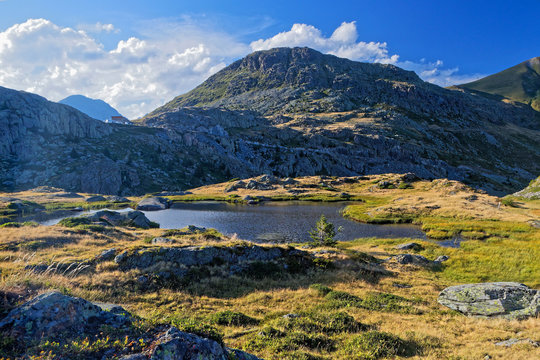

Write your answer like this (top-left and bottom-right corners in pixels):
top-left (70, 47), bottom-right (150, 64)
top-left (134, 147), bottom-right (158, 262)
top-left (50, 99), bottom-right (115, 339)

top-left (457, 57), bottom-right (540, 111)
top-left (59, 95), bottom-right (125, 121)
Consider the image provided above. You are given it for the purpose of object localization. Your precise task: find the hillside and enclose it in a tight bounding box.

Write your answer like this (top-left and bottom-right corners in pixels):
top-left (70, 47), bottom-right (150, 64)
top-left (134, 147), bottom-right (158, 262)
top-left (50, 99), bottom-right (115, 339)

top-left (513, 175), bottom-right (540, 199)
top-left (457, 56), bottom-right (540, 111)
top-left (59, 95), bottom-right (124, 121)
top-left (141, 47), bottom-right (540, 195)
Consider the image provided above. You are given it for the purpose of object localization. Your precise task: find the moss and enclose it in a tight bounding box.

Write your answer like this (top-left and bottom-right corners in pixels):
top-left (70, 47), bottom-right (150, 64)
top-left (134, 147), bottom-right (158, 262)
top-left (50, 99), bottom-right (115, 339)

top-left (211, 310), bottom-right (259, 326)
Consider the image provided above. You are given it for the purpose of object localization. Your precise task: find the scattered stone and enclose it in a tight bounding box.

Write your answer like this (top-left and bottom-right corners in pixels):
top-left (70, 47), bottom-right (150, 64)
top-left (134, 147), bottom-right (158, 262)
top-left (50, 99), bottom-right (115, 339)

top-left (395, 242), bottom-right (423, 251)
top-left (152, 237), bottom-right (175, 245)
top-left (392, 283), bottom-right (413, 289)
top-left (438, 282), bottom-right (540, 319)
top-left (282, 177), bottom-right (298, 185)
top-left (529, 220), bottom-right (540, 229)
top-left (85, 195), bottom-right (106, 202)
top-left (400, 173), bottom-right (421, 182)
top-left (0, 292), bottom-right (131, 341)
top-left (434, 255), bottom-right (450, 263)
top-left (136, 196), bottom-right (171, 211)
top-left (95, 248), bottom-right (117, 262)
top-left (283, 313), bottom-right (300, 319)
top-left (107, 195), bottom-right (129, 203)
top-left (494, 338), bottom-right (539, 347)
top-left (394, 254), bottom-right (431, 265)
top-left (225, 180), bottom-right (246, 192)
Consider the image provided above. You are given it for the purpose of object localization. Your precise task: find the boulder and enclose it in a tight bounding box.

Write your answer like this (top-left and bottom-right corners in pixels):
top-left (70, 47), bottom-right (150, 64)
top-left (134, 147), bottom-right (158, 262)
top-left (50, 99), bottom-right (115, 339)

top-left (95, 248), bottom-right (117, 262)
top-left (152, 237), bottom-right (175, 245)
top-left (136, 196), bottom-right (171, 211)
top-left (0, 292), bottom-right (131, 341)
top-left (394, 254), bottom-right (431, 265)
top-left (395, 242), bottom-right (423, 251)
top-left (438, 282), bottom-right (540, 319)
top-left (495, 338), bottom-right (539, 347)
top-left (87, 210), bottom-right (156, 229)
top-left (85, 195), bottom-right (107, 202)
top-left (125, 326), bottom-right (261, 360)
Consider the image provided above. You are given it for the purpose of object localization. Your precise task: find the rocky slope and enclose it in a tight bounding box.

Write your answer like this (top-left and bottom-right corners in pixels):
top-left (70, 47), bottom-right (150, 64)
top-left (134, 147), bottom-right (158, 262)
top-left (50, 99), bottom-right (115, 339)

top-left (457, 56), bottom-right (540, 111)
top-left (141, 47), bottom-right (540, 194)
top-left (0, 86), bottom-right (222, 195)
top-left (2, 48), bottom-right (540, 195)
top-left (513, 175), bottom-right (540, 199)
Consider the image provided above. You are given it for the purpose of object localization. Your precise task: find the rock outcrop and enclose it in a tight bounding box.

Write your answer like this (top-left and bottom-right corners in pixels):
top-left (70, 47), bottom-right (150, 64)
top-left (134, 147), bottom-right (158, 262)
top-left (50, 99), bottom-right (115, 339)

top-left (437, 282), bottom-right (540, 319)
top-left (0, 291), bottom-right (130, 341)
top-left (136, 197), bottom-right (171, 211)
top-left (513, 175), bottom-right (540, 199)
top-left (0, 291), bottom-right (261, 359)
top-left (87, 210), bottom-right (157, 229)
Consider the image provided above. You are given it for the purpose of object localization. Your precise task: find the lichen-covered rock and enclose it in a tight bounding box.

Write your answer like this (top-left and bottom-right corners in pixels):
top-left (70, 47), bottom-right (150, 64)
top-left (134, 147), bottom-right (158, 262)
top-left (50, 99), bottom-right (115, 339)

top-left (137, 197), bottom-right (171, 211)
top-left (95, 248), bottom-right (117, 262)
top-left (393, 254), bottom-right (432, 265)
top-left (122, 326), bottom-right (262, 360)
top-left (395, 242), bottom-right (423, 251)
top-left (152, 237), bottom-right (175, 245)
top-left (107, 195), bottom-right (129, 203)
top-left (438, 282), bottom-right (540, 319)
top-left (0, 292), bottom-right (131, 341)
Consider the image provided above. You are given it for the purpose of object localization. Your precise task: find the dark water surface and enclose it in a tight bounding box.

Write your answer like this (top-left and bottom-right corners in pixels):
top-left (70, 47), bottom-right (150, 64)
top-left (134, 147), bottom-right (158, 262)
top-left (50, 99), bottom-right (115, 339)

top-left (41, 201), bottom-right (426, 243)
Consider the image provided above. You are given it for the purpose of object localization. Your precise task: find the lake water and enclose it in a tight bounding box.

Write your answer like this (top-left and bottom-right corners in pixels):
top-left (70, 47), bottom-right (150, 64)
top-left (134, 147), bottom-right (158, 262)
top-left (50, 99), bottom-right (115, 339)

top-left (41, 201), bottom-right (427, 243)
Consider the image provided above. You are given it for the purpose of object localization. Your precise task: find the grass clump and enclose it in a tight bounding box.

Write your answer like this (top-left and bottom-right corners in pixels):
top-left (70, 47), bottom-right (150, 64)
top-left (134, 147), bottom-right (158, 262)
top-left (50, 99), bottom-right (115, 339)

top-left (211, 310), bottom-right (259, 326)
top-left (339, 331), bottom-right (417, 359)
top-left (0, 221), bottom-right (38, 228)
top-left (170, 318), bottom-right (223, 344)
top-left (277, 311), bottom-right (366, 335)
top-left (58, 217), bottom-right (92, 227)
top-left (309, 283), bottom-right (332, 296)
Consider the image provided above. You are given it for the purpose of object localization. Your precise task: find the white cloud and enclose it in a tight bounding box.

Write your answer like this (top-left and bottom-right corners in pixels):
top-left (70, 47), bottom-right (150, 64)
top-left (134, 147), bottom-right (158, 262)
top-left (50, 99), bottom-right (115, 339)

top-left (251, 22), bottom-right (399, 64)
top-left (251, 21), bottom-right (483, 86)
top-left (78, 22), bottom-right (118, 34)
top-left (0, 19), bottom-right (482, 118)
top-left (0, 18), bottom-right (246, 118)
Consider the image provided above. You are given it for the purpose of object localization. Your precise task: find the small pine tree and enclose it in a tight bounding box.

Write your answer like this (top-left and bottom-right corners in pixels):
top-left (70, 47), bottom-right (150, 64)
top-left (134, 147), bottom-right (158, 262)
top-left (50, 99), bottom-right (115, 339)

top-left (309, 215), bottom-right (342, 247)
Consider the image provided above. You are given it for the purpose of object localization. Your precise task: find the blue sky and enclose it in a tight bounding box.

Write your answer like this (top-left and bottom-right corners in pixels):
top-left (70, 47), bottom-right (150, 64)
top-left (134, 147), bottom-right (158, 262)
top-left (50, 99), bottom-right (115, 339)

top-left (0, 0), bottom-right (538, 117)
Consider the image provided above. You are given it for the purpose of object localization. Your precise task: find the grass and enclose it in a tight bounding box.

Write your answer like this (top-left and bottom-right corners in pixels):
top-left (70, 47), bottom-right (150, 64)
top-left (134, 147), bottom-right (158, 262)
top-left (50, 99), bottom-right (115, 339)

top-left (0, 175), bottom-right (539, 359)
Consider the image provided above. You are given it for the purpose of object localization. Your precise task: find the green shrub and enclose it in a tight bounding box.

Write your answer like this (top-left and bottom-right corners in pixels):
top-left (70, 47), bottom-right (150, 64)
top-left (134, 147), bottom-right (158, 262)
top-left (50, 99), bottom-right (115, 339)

top-left (211, 310), bottom-right (259, 326)
top-left (324, 290), bottom-right (362, 307)
top-left (341, 331), bottom-right (416, 359)
top-left (0, 221), bottom-right (38, 228)
top-left (278, 311), bottom-right (365, 335)
top-left (58, 217), bottom-right (92, 227)
top-left (309, 283), bottom-right (332, 296)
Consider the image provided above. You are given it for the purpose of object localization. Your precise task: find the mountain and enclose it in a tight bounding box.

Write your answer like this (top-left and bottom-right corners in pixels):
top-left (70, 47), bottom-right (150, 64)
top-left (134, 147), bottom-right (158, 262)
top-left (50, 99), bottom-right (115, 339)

top-left (456, 56), bottom-right (540, 111)
top-left (140, 47), bottom-right (539, 194)
top-left (59, 95), bottom-right (125, 121)
top-left (1, 47), bottom-right (539, 195)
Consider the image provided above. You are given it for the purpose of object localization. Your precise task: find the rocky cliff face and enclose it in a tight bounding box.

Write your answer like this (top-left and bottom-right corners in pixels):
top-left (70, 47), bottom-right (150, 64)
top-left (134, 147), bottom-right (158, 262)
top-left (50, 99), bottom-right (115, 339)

top-left (141, 48), bottom-right (540, 195)
top-left (2, 48), bottom-right (540, 195)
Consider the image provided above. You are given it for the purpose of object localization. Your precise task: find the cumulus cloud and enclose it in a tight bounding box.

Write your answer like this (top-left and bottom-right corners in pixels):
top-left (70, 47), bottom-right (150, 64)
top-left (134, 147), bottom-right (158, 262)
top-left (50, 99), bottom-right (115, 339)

top-left (78, 22), bottom-right (118, 34)
top-left (251, 22), bottom-right (399, 64)
top-left (251, 21), bottom-right (483, 86)
top-left (0, 19), bottom-right (482, 118)
top-left (0, 18), bottom-right (246, 118)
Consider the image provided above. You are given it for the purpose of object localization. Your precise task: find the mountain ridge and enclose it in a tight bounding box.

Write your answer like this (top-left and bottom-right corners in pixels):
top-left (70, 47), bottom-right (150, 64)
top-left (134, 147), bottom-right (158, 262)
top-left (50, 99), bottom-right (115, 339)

top-left (457, 56), bottom-right (540, 111)
top-left (59, 95), bottom-right (124, 121)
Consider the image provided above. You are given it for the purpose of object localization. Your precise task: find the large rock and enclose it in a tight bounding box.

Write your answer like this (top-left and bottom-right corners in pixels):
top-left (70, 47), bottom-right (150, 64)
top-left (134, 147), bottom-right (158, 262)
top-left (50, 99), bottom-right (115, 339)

top-left (122, 326), bottom-right (261, 360)
top-left (0, 291), bottom-right (131, 341)
top-left (87, 210), bottom-right (157, 229)
top-left (438, 282), bottom-right (540, 319)
top-left (137, 197), bottom-right (171, 211)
